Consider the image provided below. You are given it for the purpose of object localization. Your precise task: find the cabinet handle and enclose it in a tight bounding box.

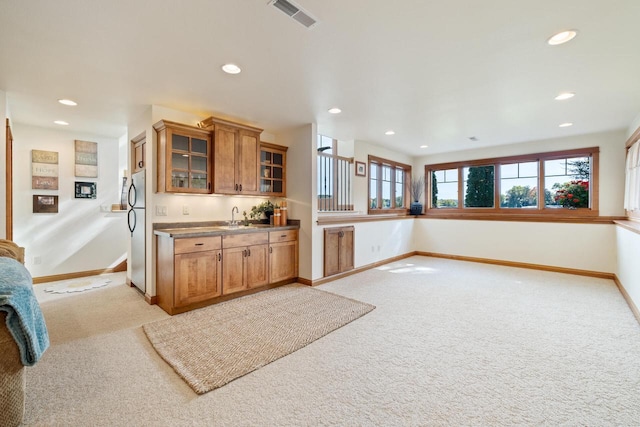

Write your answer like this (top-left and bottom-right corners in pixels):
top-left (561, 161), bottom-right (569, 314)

top-left (269, 247), bottom-right (272, 254)
top-left (243, 249), bottom-right (247, 257)
top-left (218, 253), bottom-right (221, 262)
top-left (247, 248), bottom-right (251, 257)
top-left (235, 184), bottom-right (238, 191)
top-left (138, 161), bottom-right (144, 168)
top-left (195, 243), bottom-right (204, 246)
top-left (280, 234), bottom-right (287, 238)
top-left (239, 184), bottom-right (243, 192)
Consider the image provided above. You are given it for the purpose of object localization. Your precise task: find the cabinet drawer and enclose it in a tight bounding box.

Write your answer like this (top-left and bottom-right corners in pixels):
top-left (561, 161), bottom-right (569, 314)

top-left (269, 229), bottom-right (298, 243)
top-left (222, 232), bottom-right (268, 248)
top-left (174, 236), bottom-right (222, 254)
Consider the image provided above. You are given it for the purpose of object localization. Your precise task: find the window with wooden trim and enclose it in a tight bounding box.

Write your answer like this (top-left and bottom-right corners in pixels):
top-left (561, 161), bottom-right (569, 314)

top-left (369, 155), bottom-right (411, 213)
top-left (426, 147), bottom-right (599, 217)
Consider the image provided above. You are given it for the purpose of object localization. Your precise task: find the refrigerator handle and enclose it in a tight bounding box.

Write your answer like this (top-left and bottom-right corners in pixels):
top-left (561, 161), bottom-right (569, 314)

top-left (128, 182), bottom-right (137, 208)
top-left (127, 209), bottom-right (136, 235)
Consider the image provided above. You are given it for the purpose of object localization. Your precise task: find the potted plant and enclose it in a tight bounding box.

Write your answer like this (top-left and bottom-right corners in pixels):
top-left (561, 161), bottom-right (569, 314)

top-left (409, 176), bottom-right (424, 215)
top-left (249, 201), bottom-right (275, 223)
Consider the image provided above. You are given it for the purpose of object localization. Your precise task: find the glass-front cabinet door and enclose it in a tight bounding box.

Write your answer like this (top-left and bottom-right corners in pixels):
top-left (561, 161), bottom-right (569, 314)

top-left (260, 143), bottom-right (287, 196)
top-left (154, 120), bottom-right (212, 193)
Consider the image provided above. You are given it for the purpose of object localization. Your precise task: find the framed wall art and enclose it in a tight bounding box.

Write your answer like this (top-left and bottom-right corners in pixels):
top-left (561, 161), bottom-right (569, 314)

top-left (33, 195), bottom-right (58, 213)
top-left (75, 181), bottom-right (97, 199)
top-left (75, 140), bottom-right (98, 177)
top-left (355, 161), bottom-right (366, 177)
top-left (31, 149), bottom-right (59, 189)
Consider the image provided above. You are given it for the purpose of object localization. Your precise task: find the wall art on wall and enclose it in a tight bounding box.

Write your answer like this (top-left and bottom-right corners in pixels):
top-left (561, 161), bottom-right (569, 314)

top-left (355, 161), bottom-right (366, 177)
top-left (31, 149), bottom-right (59, 189)
top-left (75, 181), bottom-right (97, 199)
top-left (75, 140), bottom-right (98, 177)
top-left (33, 195), bottom-right (58, 213)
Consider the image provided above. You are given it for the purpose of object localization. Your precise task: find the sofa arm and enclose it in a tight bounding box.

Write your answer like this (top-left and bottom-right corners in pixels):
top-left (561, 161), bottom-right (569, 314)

top-left (0, 312), bottom-right (26, 427)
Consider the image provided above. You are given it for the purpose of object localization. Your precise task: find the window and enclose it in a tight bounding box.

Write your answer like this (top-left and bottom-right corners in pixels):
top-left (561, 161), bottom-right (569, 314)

top-left (369, 155), bottom-right (411, 213)
top-left (317, 135), bottom-right (354, 211)
top-left (625, 139), bottom-right (640, 219)
top-left (426, 147), bottom-right (599, 217)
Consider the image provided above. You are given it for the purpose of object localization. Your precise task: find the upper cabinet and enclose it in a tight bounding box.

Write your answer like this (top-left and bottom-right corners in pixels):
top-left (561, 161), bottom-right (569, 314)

top-left (260, 142), bottom-right (287, 197)
top-left (131, 131), bottom-right (146, 173)
top-left (199, 116), bottom-right (263, 195)
top-left (154, 120), bottom-right (212, 194)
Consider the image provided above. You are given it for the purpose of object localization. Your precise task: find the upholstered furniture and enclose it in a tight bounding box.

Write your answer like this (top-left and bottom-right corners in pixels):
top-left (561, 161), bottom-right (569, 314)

top-left (0, 311), bottom-right (25, 427)
top-left (0, 239), bottom-right (24, 263)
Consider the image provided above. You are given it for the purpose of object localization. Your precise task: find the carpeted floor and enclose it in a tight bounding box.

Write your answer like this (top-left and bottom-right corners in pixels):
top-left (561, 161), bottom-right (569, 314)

top-left (24, 256), bottom-right (640, 425)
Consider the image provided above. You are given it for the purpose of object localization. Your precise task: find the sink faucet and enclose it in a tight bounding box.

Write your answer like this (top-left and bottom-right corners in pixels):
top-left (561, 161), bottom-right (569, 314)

top-left (231, 206), bottom-right (239, 225)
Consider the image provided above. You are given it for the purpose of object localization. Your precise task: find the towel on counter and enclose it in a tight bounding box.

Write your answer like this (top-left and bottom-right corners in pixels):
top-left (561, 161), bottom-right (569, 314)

top-left (0, 257), bottom-right (49, 366)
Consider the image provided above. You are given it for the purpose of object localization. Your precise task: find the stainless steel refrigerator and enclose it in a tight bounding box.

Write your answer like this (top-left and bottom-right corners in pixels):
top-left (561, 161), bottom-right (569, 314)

top-left (127, 171), bottom-right (145, 293)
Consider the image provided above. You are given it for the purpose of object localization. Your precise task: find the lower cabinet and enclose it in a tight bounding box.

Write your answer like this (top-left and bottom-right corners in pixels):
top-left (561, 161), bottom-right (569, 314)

top-left (324, 226), bottom-right (354, 277)
top-left (156, 228), bottom-right (298, 315)
top-left (222, 232), bottom-right (269, 295)
top-left (269, 230), bottom-right (298, 283)
top-left (157, 235), bottom-right (222, 315)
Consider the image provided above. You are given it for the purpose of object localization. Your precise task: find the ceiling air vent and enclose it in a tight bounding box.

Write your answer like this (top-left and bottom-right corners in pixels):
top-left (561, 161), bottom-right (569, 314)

top-left (269, 0), bottom-right (317, 29)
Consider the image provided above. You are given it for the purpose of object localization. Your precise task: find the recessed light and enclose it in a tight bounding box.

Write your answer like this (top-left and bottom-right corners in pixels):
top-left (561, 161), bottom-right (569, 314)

top-left (221, 63), bottom-right (241, 74)
top-left (555, 92), bottom-right (575, 101)
top-left (547, 30), bottom-right (578, 46)
top-left (385, 130), bottom-right (395, 135)
top-left (54, 120), bottom-right (69, 126)
top-left (559, 122), bottom-right (573, 128)
top-left (58, 99), bottom-right (77, 106)
top-left (420, 145), bottom-right (429, 149)
top-left (328, 107), bottom-right (342, 114)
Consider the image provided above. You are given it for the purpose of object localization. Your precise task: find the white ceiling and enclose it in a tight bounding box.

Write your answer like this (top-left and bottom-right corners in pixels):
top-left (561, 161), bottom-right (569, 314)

top-left (1, 0), bottom-right (639, 156)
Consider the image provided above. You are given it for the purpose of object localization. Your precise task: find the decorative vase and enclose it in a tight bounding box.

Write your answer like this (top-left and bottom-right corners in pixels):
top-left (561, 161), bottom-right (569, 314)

top-left (410, 202), bottom-right (422, 215)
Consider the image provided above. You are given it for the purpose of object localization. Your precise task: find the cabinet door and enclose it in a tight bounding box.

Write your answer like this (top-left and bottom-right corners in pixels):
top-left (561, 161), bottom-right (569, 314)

top-left (270, 241), bottom-right (298, 283)
top-left (260, 144), bottom-right (287, 196)
top-left (214, 125), bottom-right (238, 194)
top-left (324, 228), bottom-right (341, 277)
top-left (238, 130), bottom-right (259, 194)
top-left (339, 228), bottom-right (355, 272)
top-left (174, 250), bottom-right (221, 307)
top-left (133, 140), bottom-right (145, 173)
top-left (222, 246), bottom-right (246, 294)
top-left (246, 244), bottom-right (269, 288)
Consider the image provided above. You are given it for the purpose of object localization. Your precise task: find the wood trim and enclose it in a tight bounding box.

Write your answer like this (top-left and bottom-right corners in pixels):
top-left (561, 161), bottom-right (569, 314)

top-left (5, 118), bottom-right (13, 240)
top-left (419, 214), bottom-right (623, 224)
top-left (33, 267), bottom-right (128, 284)
top-left (614, 220), bottom-right (640, 235)
top-left (112, 259), bottom-right (127, 272)
top-left (613, 274), bottom-right (640, 325)
top-left (145, 294), bottom-right (158, 305)
top-left (198, 115), bottom-right (263, 133)
top-left (260, 141), bottom-right (288, 152)
top-left (417, 251), bottom-right (614, 279)
top-left (296, 277), bottom-right (312, 286)
top-left (317, 214), bottom-right (413, 225)
top-left (625, 124), bottom-right (640, 149)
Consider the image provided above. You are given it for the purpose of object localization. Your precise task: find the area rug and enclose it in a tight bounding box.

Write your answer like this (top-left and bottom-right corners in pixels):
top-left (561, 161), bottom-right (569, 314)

top-left (44, 278), bottom-right (111, 294)
top-left (143, 285), bottom-right (375, 394)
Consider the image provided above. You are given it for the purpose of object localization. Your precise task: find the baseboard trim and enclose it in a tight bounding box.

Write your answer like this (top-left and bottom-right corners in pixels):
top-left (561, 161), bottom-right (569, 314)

top-left (145, 294), bottom-right (158, 305)
top-left (307, 253), bottom-right (417, 286)
top-left (33, 267), bottom-right (127, 284)
top-left (613, 274), bottom-right (640, 325)
top-left (113, 259), bottom-right (127, 272)
top-left (417, 251), bottom-right (615, 280)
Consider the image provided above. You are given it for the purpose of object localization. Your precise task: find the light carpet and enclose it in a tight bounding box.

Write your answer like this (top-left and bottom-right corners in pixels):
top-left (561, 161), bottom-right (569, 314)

top-left (143, 285), bottom-right (376, 394)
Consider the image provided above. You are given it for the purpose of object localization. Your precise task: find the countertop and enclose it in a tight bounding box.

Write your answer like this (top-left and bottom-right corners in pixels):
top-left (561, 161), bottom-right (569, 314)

top-left (153, 221), bottom-right (299, 238)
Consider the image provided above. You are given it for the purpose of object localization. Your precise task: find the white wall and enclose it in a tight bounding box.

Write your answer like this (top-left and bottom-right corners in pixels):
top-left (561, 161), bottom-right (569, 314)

top-left (415, 219), bottom-right (617, 273)
top-left (616, 227), bottom-right (640, 312)
top-left (415, 130), bottom-right (627, 216)
top-left (12, 123), bottom-right (127, 277)
top-left (627, 112), bottom-right (640, 140)
top-left (0, 91), bottom-right (6, 239)
top-left (277, 124), bottom-right (315, 280)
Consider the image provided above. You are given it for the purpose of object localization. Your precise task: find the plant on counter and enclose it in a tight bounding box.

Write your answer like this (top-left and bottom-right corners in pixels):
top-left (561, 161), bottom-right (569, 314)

top-left (249, 201), bottom-right (275, 221)
top-left (242, 211), bottom-right (250, 226)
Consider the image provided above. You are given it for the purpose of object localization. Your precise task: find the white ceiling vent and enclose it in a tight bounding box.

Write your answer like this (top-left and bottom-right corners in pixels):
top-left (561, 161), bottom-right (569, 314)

top-left (269, 0), bottom-right (317, 29)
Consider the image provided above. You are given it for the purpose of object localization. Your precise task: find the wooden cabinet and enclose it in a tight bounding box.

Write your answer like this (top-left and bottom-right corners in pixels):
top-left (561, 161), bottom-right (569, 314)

top-left (269, 230), bottom-right (298, 283)
top-left (222, 232), bottom-right (269, 295)
top-left (156, 235), bottom-right (222, 315)
top-left (154, 120), bottom-right (212, 194)
top-left (131, 132), bottom-right (146, 173)
top-left (324, 226), bottom-right (354, 277)
top-left (199, 116), bottom-right (263, 195)
top-left (260, 143), bottom-right (287, 196)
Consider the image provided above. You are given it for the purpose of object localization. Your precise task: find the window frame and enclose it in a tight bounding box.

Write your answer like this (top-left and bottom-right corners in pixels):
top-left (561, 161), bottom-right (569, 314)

top-left (425, 147), bottom-right (600, 218)
top-left (368, 155), bottom-right (411, 214)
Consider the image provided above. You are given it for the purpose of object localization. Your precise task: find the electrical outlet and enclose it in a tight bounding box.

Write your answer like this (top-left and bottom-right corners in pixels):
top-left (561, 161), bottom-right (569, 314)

top-left (156, 206), bottom-right (167, 216)
top-left (33, 256), bottom-right (42, 265)
top-left (183, 205), bottom-right (190, 215)
top-left (100, 205), bottom-right (110, 213)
